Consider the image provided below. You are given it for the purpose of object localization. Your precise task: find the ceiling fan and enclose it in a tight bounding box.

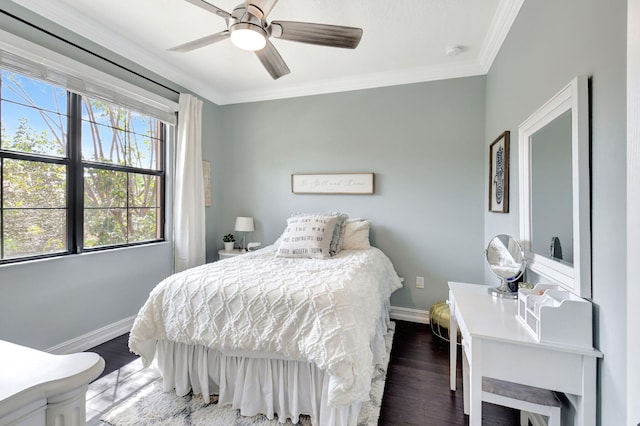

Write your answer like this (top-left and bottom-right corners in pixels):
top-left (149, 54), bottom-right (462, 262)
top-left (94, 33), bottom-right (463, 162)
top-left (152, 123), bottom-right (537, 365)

top-left (170, 0), bottom-right (363, 79)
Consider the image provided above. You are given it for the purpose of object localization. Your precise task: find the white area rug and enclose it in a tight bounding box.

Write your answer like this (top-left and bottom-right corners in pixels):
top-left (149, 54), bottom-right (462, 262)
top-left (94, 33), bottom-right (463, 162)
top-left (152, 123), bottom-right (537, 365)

top-left (102, 323), bottom-right (394, 426)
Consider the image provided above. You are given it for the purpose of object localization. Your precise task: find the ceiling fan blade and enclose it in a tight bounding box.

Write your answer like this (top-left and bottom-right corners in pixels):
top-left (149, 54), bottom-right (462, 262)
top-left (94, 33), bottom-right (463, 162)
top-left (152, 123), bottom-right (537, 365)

top-left (184, 0), bottom-right (231, 19)
top-left (246, 0), bottom-right (279, 19)
top-left (270, 21), bottom-right (363, 49)
top-left (168, 31), bottom-right (230, 52)
top-left (255, 40), bottom-right (290, 79)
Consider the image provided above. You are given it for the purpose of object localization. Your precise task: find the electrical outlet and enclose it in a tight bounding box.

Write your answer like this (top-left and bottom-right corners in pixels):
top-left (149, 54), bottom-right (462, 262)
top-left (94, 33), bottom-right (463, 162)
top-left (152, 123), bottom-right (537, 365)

top-left (416, 276), bottom-right (425, 289)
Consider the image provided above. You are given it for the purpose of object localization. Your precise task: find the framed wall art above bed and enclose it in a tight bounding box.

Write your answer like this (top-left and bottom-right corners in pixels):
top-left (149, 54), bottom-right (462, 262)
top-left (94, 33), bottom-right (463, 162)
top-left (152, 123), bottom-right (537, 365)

top-left (291, 173), bottom-right (374, 194)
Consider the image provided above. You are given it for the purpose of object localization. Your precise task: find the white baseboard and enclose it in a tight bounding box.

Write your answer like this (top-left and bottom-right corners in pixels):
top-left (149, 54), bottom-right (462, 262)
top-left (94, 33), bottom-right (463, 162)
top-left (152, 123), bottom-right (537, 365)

top-left (47, 315), bottom-right (136, 354)
top-left (390, 306), bottom-right (430, 324)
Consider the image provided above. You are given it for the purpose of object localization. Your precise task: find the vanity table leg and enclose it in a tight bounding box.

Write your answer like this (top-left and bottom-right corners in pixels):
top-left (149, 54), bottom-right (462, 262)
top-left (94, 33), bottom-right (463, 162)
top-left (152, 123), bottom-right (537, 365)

top-left (462, 342), bottom-right (470, 415)
top-left (578, 356), bottom-right (597, 426)
top-left (468, 339), bottom-right (483, 426)
top-left (448, 296), bottom-right (457, 391)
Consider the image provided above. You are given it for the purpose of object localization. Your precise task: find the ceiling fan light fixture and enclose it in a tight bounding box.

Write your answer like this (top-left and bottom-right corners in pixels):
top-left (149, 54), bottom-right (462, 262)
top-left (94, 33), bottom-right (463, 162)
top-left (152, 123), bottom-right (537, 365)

top-left (230, 23), bottom-right (267, 51)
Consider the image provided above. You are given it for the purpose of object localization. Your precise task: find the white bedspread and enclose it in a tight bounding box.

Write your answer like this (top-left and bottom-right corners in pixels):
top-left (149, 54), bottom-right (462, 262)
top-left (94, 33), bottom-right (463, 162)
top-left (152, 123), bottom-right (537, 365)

top-left (129, 245), bottom-right (402, 407)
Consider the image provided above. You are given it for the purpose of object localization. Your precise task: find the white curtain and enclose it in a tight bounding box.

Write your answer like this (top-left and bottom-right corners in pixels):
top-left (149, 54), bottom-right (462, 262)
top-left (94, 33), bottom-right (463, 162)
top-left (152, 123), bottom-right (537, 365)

top-left (174, 93), bottom-right (206, 272)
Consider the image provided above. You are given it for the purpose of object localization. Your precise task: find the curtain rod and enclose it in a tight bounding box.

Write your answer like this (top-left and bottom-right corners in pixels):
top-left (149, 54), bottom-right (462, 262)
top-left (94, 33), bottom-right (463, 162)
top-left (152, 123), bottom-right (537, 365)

top-left (0, 8), bottom-right (180, 96)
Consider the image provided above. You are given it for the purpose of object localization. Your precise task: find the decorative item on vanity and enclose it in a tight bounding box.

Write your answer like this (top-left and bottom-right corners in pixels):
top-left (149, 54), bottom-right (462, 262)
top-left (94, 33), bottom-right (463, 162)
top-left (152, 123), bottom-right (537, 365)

top-left (234, 216), bottom-right (254, 251)
top-left (517, 283), bottom-right (593, 349)
top-left (222, 233), bottom-right (235, 252)
top-left (485, 234), bottom-right (525, 299)
top-left (550, 236), bottom-right (563, 260)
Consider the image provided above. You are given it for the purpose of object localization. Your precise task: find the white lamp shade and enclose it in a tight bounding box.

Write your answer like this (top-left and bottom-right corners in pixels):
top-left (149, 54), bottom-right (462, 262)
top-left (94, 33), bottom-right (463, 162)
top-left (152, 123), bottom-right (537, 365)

top-left (234, 217), bottom-right (255, 232)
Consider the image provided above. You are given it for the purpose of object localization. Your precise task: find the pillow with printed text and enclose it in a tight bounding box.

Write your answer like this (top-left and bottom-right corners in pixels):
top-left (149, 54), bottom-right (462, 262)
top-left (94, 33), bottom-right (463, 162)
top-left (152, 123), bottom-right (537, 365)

top-left (276, 215), bottom-right (339, 258)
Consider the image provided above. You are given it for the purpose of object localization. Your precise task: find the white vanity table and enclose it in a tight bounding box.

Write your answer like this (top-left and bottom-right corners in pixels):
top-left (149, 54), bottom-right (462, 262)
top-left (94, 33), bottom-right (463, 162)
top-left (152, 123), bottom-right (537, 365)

top-left (448, 281), bottom-right (602, 426)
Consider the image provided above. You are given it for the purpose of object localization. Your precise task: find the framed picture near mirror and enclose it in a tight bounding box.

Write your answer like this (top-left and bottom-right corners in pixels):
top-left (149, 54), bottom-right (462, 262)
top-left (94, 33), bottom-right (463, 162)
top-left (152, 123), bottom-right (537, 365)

top-left (488, 131), bottom-right (510, 213)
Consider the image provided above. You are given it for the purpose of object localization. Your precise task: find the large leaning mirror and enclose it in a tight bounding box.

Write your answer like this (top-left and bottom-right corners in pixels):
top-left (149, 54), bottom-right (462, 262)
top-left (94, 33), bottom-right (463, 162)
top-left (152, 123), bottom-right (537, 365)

top-left (519, 76), bottom-right (591, 298)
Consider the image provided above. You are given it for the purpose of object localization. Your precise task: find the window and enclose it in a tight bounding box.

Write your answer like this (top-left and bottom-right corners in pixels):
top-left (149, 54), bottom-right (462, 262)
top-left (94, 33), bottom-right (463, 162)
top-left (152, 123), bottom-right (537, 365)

top-left (81, 96), bottom-right (164, 249)
top-left (0, 71), bottom-right (165, 263)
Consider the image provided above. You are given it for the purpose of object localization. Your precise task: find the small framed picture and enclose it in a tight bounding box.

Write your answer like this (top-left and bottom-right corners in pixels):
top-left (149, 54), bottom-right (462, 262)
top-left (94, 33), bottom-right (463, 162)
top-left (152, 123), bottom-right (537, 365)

top-left (202, 160), bottom-right (212, 207)
top-left (489, 131), bottom-right (510, 213)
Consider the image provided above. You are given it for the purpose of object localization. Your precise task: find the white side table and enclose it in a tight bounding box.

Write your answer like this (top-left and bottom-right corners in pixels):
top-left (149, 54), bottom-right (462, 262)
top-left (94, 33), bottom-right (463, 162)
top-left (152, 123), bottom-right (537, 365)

top-left (218, 249), bottom-right (247, 260)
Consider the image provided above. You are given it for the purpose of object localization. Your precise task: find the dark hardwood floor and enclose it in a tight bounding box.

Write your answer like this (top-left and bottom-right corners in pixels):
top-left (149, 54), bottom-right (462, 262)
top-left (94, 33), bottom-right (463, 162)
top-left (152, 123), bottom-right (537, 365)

top-left (87, 333), bottom-right (138, 380)
top-left (86, 320), bottom-right (518, 425)
top-left (379, 321), bottom-right (519, 425)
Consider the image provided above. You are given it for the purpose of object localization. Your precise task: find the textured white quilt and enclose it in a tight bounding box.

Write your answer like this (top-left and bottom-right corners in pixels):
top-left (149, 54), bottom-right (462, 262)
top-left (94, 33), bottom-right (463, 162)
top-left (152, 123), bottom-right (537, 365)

top-left (129, 245), bottom-right (402, 407)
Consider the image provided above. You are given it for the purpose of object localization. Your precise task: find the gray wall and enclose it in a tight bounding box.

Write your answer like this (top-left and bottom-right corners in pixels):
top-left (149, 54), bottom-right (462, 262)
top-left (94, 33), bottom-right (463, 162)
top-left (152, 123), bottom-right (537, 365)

top-left (0, 244), bottom-right (171, 349)
top-left (201, 100), bottom-right (225, 263)
top-left (212, 77), bottom-right (487, 310)
top-left (484, 0), bottom-right (627, 424)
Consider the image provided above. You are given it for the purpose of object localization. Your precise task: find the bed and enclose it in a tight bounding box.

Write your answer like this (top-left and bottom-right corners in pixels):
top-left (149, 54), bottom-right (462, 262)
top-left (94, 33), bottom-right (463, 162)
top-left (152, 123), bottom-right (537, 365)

top-left (128, 215), bottom-right (402, 425)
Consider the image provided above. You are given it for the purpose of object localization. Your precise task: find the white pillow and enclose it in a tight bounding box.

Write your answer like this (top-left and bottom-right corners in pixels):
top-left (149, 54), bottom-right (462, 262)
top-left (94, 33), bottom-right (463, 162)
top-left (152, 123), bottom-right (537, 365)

top-left (342, 219), bottom-right (371, 250)
top-left (290, 211), bottom-right (348, 255)
top-left (276, 215), bottom-right (338, 258)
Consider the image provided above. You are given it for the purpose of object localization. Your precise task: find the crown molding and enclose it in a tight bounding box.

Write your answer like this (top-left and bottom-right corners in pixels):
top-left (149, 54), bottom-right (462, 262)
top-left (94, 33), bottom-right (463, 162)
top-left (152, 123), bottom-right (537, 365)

top-left (218, 60), bottom-right (485, 105)
top-left (478, 0), bottom-right (525, 73)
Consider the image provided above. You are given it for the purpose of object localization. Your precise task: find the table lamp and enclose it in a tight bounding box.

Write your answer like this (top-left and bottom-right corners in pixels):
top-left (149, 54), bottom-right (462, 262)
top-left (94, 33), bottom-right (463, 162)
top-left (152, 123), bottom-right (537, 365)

top-left (234, 217), bottom-right (254, 251)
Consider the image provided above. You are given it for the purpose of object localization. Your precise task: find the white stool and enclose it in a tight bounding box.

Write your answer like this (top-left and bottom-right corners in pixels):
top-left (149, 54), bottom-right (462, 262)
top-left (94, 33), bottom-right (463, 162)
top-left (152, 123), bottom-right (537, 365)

top-left (482, 377), bottom-right (562, 426)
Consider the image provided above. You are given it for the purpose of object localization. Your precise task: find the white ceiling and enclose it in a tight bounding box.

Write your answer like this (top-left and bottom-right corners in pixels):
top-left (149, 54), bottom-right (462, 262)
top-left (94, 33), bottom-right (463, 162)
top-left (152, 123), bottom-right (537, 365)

top-left (12, 0), bottom-right (523, 105)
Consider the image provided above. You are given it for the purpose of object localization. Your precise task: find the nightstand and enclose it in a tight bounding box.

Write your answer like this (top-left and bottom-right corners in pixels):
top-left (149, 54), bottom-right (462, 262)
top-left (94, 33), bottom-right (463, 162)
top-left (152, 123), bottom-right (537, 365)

top-left (218, 249), bottom-right (247, 260)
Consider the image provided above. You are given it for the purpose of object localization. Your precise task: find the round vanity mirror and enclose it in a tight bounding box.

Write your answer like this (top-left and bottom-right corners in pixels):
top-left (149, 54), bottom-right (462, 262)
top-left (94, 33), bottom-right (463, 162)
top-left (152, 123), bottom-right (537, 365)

top-left (486, 234), bottom-right (526, 299)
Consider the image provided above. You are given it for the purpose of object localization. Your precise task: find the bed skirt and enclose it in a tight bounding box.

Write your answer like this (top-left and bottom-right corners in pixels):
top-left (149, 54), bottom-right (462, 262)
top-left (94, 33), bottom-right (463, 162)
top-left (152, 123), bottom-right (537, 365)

top-left (154, 303), bottom-right (392, 426)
